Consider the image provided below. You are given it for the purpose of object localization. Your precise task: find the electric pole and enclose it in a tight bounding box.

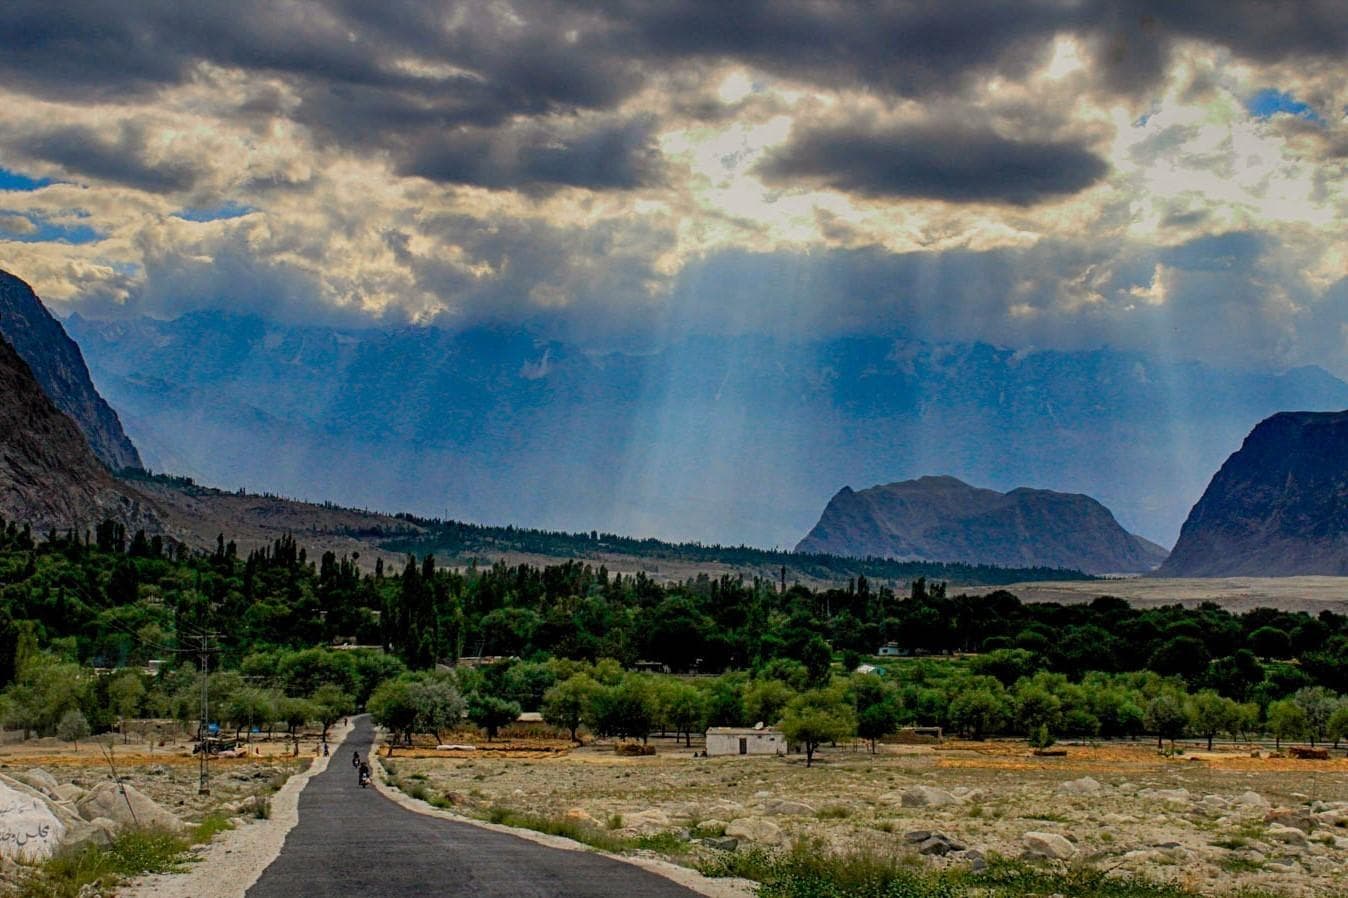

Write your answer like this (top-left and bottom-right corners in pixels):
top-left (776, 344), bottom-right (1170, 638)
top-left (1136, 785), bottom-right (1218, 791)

top-left (197, 633), bottom-right (221, 795)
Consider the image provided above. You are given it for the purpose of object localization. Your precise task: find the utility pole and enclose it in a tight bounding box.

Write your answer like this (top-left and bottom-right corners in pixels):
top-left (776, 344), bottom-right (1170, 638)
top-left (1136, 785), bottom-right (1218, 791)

top-left (197, 633), bottom-right (220, 795)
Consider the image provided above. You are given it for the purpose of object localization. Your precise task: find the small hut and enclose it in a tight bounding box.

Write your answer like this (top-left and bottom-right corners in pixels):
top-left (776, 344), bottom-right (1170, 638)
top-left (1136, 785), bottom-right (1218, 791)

top-left (705, 725), bottom-right (786, 756)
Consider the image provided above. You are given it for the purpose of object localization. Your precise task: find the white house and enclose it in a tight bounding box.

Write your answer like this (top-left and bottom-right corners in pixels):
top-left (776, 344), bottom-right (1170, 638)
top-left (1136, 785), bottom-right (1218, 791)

top-left (705, 726), bottom-right (786, 756)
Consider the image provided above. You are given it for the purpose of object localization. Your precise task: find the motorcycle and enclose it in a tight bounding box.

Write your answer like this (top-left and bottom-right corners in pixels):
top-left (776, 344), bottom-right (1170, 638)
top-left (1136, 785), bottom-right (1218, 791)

top-left (359, 769), bottom-right (371, 788)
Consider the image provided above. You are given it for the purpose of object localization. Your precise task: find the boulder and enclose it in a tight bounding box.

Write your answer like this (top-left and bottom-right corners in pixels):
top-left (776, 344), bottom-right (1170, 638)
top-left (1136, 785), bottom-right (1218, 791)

top-left (1055, 777), bottom-right (1103, 796)
top-left (76, 782), bottom-right (186, 834)
top-left (563, 808), bottom-right (601, 828)
top-left (0, 779), bottom-right (68, 861)
top-left (50, 783), bottom-right (86, 803)
top-left (726, 817), bottom-right (784, 846)
top-left (1022, 831), bottom-right (1076, 861)
top-left (760, 798), bottom-right (815, 817)
top-left (619, 809), bottom-right (671, 833)
top-left (16, 768), bottom-right (59, 795)
top-left (1267, 823), bottom-right (1309, 846)
top-left (900, 786), bottom-right (961, 808)
top-left (702, 836), bottom-right (739, 852)
top-left (1234, 791), bottom-right (1269, 808)
top-left (1264, 808), bottom-right (1314, 833)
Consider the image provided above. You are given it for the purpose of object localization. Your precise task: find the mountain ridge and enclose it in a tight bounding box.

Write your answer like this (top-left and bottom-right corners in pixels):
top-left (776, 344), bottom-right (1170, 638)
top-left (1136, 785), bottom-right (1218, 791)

top-left (0, 270), bottom-right (142, 471)
top-left (1157, 410), bottom-right (1348, 577)
top-left (797, 475), bottom-right (1167, 574)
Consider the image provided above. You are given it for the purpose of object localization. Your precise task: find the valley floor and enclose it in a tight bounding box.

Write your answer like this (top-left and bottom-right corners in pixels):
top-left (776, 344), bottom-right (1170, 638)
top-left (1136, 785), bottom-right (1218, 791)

top-left (388, 735), bottom-right (1348, 898)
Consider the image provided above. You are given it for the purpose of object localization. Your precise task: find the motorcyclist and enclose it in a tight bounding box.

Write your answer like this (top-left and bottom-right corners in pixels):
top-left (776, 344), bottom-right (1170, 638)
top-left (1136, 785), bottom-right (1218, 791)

top-left (358, 761), bottom-right (371, 788)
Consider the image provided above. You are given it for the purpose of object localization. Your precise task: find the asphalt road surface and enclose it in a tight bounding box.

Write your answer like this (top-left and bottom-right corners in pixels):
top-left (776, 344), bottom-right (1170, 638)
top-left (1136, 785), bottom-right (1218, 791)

top-left (246, 716), bottom-right (704, 898)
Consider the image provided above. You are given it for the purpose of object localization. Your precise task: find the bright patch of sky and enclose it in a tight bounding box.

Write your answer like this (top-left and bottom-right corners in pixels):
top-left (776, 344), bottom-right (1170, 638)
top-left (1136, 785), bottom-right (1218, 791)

top-left (1246, 88), bottom-right (1319, 121)
top-left (0, 167), bottom-right (53, 191)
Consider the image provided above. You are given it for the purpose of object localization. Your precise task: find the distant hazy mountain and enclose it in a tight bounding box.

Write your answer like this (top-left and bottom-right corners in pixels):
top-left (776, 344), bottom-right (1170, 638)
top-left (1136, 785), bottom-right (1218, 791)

top-left (797, 476), bottom-right (1167, 574)
top-left (0, 326), bottom-right (160, 534)
top-left (65, 311), bottom-right (1348, 549)
top-left (0, 270), bottom-right (142, 471)
top-left (1158, 410), bottom-right (1348, 577)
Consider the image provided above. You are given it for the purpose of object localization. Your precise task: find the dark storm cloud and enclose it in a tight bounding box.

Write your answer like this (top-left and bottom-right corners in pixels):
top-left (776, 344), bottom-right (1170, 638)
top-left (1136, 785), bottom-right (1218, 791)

top-left (4, 0), bottom-right (1346, 198)
top-left (759, 119), bottom-right (1108, 205)
top-left (401, 116), bottom-right (664, 191)
top-left (13, 123), bottom-right (198, 193)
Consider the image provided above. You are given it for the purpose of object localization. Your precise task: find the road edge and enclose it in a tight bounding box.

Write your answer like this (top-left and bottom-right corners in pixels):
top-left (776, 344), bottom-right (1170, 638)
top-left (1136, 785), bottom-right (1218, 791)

top-left (119, 719), bottom-right (355, 898)
top-left (369, 730), bottom-right (757, 898)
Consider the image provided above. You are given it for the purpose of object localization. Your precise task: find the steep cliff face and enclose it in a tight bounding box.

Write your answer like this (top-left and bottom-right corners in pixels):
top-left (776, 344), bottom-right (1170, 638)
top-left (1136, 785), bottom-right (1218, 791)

top-left (796, 475), bottom-right (1167, 574)
top-left (0, 330), bottom-right (160, 534)
top-left (1158, 411), bottom-right (1348, 577)
top-left (0, 269), bottom-right (142, 471)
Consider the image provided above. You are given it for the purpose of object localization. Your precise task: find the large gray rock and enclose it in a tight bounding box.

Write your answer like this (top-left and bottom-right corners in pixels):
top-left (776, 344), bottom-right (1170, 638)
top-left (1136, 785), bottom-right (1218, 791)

top-left (1055, 776), bottom-right (1103, 796)
top-left (760, 798), bottom-right (815, 816)
top-left (900, 786), bottom-right (961, 808)
top-left (50, 783), bottom-right (86, 803)
top-left (0, 779), bottom-right (68, 861)
top-left (16, 768), bottom-right (59, 795)
top-left (725, 817), bottom-right (784, 846)
top-left (1022, 831), bottom-right (1077, 860)
top-left (76, 782), bottom-right (186, 834)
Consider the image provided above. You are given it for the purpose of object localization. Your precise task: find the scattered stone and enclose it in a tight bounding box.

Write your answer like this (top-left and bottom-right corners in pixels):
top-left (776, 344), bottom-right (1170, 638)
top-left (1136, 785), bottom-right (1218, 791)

top-left (725, 817), bottom-right (784, 846)
top-left (1266, 823), bottom-right (1309, 846)
top-left (904, 830), bottom-right (932, 844)
top-left (50, 784), bottom-right (86, 803)
top-left (702, 836), bottom-right (738, 852)
top-left (964, 849), bottom-right (987, 872)
top-left (900, 786), bottom-right (961, 808)
top-left (760, 798), bottom-right (815, 816)
top-left (76, 782), bottom-right (186, 834)
top-left (1234, 791), bottom-right (1269, 809)
top-left (1022, 831), bottom-right (1076, 860)
top-left (1055, 777), bottom-right (1103, 796)
top-left (1265, 808), bottom-right (1314, 833)
top-left (562, 808), bottom-right (601, 828)
top-left (618, 809), bottom-right (671, 833)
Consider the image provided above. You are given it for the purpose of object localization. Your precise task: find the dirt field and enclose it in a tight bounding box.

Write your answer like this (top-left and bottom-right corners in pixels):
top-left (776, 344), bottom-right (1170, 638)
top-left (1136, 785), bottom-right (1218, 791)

top-left (964, 577), bottom-right (1348, 614)
top-left (388, 734), bottom-right (1348, 897)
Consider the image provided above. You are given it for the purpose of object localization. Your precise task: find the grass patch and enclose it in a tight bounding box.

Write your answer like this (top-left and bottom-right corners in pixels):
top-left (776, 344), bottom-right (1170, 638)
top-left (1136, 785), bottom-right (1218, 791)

top-left (634, 831), bottom-right (691, 854)
top-left (1217, 854), bottom-right (1264, 874)
top-left (1209, 836), bottom-right (1248, 850)
top-left (697, 841), bottom-right (1287, 898)
top-left (816, 805), bottom-right (851, 820)
top-left (16, 828), bottom-right (189, 898)
top-left (481, 806), bottom-right (627, 853)
top-left (192, 813), bottom-right (235, 843)
top-left (249, 795), bottom-right (272, 819)
top-left (1020, 812), bottom-right (1070, 823)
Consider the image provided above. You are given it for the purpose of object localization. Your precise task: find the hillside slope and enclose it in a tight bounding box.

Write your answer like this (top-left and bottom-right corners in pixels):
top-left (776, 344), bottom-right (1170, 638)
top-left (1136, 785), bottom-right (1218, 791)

top-left (0, 330), bottom-right (160, 534)
top-left (797, 476), bottom-right (1167, 574)
top-left (0, 270), bottom-right (141, 471)
top-left (1158, 410), bottom-right (1348, 576)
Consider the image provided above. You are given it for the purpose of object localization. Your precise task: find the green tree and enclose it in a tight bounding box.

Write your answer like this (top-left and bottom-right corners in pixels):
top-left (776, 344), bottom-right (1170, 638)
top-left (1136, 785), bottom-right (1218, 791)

top-left (587, 676), bottom-right (656, 743)
top-left (1292, 686), bottom-right (1339, 746)
top-left (409, 677), bottom-right (466, 742)
top-left (949, 685), bottom-right (1010, 740)
top-left (1327, 702), bottom-right (1348, 748)
top-left (225, 688), bottom-right (274, 743)
top-left (368, 677), bottom-right (417, 753)
top-left (1144, 691), bottom-right (1188, 750)
top-left (1185, 689), bottom-right (1237, 751)
top-left (1266, 699), bottom-right (1307, 749)
top-left (467, 693), bottom-right (522, 742)
top-left (107, 671), bottom-right (146, 744)
top-left (541, 674), bottom-right (598, 743)
top-left (309, 683), bottom-right (356, 739)
top-left (275, 696), bottom-right (315, 755)
top-left (742, 679), bottom-right (795, 728)
top-left (779, 689), bottom-right (857, 767)
top-left (57, 708), bottom-right (90, 748)
top-left (661, 681), bottom-right (707, 747)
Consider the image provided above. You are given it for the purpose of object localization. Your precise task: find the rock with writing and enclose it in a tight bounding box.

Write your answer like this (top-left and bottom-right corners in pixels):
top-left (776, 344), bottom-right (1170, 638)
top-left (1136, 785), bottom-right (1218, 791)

top-left (0, 781), bottom-right (67, 861)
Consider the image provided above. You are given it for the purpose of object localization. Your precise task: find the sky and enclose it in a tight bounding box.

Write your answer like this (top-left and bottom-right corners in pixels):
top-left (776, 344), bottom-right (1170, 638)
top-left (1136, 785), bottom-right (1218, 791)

top-left (1, 1), bottom-right (1347, 375)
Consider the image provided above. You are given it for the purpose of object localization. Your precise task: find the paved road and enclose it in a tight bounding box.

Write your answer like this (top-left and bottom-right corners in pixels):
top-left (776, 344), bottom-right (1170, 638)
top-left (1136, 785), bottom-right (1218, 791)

top-left (246, 716), bottom-right (704, 898)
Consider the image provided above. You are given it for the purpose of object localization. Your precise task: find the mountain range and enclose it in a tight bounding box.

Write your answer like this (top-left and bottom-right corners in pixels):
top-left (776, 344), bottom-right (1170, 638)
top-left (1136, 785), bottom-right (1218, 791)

top-left (797, 476), bottom-right (1167, 574)
top-left (64, 311), bottom-right (1348, 549)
